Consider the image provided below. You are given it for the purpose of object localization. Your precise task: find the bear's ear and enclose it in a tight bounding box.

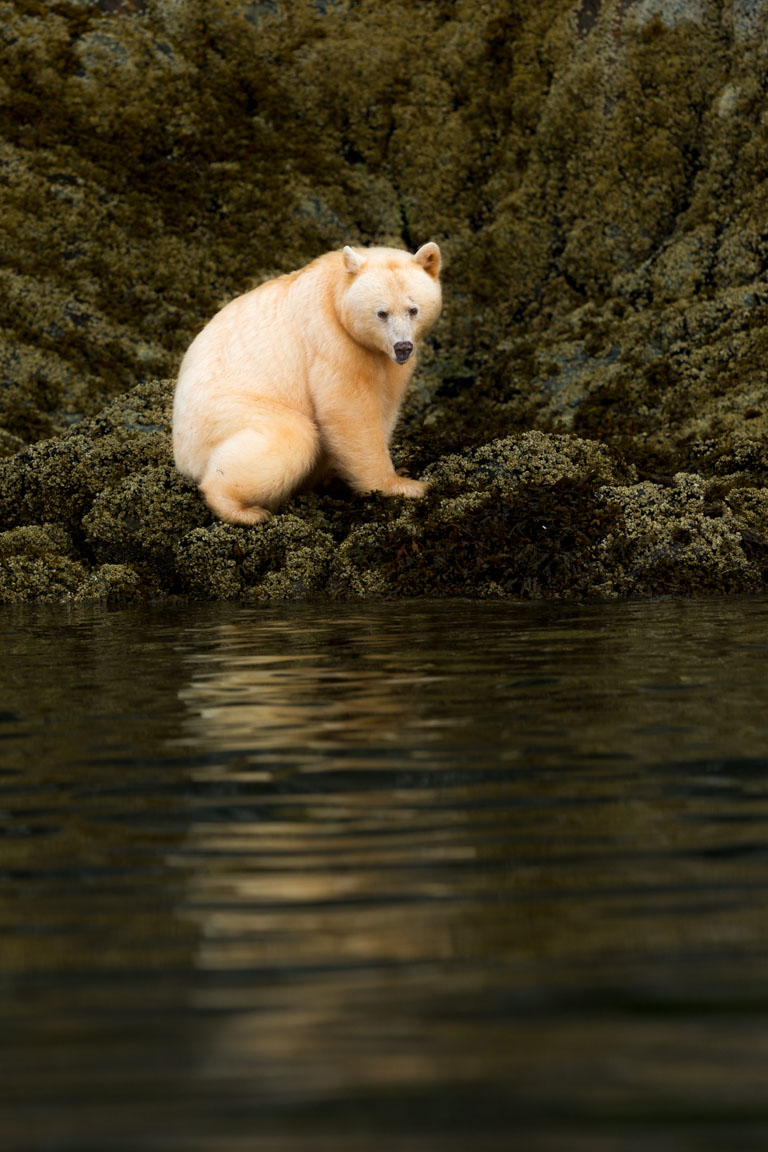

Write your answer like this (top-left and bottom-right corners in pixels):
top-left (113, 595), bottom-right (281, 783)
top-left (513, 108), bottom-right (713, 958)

top-left (343, 246), bottom-right (367, 274)
top-left (413, 242), bottom-right (441, 279)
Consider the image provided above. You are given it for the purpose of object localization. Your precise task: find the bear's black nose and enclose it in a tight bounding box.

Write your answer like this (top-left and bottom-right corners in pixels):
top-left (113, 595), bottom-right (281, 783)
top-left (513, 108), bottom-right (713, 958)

top-left (394, 341), bottom-right (413, 364)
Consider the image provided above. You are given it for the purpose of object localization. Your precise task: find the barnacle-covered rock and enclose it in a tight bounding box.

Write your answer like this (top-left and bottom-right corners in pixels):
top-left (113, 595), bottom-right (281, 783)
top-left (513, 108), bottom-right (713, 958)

top-left (3, 0), bottom-right (768, 601)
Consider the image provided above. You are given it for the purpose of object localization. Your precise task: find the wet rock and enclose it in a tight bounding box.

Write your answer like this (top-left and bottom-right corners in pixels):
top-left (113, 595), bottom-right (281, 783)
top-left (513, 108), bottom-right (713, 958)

top-left (174, 515), bottom-right (336, 600)
top-left (595, 473), bottom-right (764, 596)
top-left (83, 464), bottom-right (207, 569)
top-left (0, 524), bottom-right (88, 602)
top-left (0, 379), bottom-right (172, 528)
top-left (173, 523), bottom-right (249, 600)
top-left (76, 563), bottom-right (145, 602)
top-left (0, 384), bottom-right (766, 602)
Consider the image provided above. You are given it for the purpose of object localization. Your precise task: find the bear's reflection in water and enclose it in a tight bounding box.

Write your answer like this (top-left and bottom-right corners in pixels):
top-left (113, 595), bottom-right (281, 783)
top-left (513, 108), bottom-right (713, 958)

top-left (174, 608), bottom-right (505, 1103)
top-left (177, 616), bottom-right (457, 760)
top-left (170, 601), bottom-right (768, 1118)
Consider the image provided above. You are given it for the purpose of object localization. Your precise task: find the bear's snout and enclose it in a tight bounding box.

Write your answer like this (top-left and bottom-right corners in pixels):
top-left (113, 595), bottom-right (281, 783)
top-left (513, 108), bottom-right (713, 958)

top-left (394, 340), bottom-right (414, 364)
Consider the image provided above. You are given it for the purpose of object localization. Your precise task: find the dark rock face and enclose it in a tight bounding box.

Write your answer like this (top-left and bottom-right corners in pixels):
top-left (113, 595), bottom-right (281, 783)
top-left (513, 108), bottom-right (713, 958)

top-left (2, 0), bottom-right (768, 601)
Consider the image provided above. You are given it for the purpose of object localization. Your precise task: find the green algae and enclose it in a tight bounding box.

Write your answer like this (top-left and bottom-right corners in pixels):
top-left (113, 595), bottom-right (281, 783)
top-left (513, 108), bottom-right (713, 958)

top-left (3, 0), bottom-right (768, 601)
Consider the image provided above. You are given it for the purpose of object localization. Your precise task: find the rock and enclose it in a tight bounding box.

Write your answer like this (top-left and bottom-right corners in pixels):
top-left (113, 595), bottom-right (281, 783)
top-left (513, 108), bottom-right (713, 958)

top-left (83, 464), bottom-right (208, 569)
top-left (0, 524), bottom-right (89, 602)
top-left (595, 473), bottom-right (764, 596)
top-left (3, 0), bottom-right (768, 601)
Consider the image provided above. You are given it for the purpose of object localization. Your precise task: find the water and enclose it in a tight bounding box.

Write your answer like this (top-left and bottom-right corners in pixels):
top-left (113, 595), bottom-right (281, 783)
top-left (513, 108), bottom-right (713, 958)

top-left (2, 597), bottom-right (768, 1151)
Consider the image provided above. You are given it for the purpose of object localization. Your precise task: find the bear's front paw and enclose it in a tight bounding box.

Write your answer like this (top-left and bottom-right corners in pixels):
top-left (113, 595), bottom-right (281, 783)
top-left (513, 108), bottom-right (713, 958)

top-left (383, 476), bottom-right (430, 499)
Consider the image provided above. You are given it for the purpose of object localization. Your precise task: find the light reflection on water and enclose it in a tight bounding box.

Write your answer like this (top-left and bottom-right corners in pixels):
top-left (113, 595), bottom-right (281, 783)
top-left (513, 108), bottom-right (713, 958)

top-left (2, 598), bottom-right (768, 1150)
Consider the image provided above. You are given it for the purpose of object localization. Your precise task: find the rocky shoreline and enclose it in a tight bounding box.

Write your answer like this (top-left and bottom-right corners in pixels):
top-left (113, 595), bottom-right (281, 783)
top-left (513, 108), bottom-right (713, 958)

top-left (3, 0), bottom-right (768, 602)
top-left (2, 375), bottom-right (765, 601)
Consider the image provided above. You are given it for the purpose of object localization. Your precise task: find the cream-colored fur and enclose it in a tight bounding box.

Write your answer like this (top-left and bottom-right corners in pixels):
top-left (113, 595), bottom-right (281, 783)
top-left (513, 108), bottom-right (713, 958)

top-left (172, 242), bottom-right (442, 525)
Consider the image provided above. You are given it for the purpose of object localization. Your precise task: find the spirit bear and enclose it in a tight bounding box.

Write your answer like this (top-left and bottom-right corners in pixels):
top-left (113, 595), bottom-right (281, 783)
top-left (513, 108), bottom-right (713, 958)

top-left (172, 242), bottom-right (442, 525)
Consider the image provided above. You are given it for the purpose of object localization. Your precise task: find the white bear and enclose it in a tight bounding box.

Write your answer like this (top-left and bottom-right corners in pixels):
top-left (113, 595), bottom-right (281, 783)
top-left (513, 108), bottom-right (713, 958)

top-left (172, 242), bottom-right (442, 525)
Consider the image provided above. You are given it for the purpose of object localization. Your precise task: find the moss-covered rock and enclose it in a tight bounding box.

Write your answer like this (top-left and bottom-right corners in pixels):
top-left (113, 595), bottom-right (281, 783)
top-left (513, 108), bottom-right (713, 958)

top-left (0, 523), bottom-right (86, 601)
top-left (3, 394), bottom-right (765, 602)
top-left (83, 464), bottom-right (208, 569)
top-left (4, 0), bottom-right (768, 600)
top-left (0, 378), bottom-right (172, 527)
top-left (595, 473), bottom-right (764, 596)
top-left (174, 514), bottom-right (336, 600)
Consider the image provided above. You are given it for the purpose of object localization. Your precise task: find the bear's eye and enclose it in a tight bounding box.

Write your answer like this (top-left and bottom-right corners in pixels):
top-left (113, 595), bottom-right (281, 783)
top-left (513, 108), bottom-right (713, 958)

top-left (408, 306), bottom-right (419, 317)
top-left (377, 309), bottom-right (389, 320)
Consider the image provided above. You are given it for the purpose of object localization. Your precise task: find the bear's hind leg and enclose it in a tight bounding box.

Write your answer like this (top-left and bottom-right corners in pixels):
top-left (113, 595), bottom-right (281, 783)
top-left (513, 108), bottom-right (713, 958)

top-left (200, 413), bottom-right (319, 526)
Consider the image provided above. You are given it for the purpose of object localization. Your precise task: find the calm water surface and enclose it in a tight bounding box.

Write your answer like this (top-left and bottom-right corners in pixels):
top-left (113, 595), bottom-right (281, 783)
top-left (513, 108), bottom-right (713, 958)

top-left (2, 598), bottom-right (768, 1151)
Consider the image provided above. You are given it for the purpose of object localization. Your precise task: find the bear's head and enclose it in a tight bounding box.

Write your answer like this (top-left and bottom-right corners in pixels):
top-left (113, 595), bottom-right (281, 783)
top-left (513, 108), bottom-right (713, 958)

top-left (339, 243), bottom-right (442, 365)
